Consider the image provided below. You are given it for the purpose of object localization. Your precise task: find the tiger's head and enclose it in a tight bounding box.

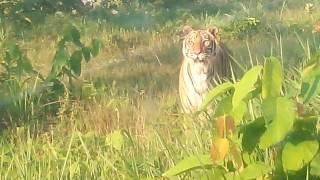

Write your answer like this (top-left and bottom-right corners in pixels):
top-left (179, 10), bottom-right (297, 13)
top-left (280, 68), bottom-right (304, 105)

top-left (182, 25), bottom-right (219, 62)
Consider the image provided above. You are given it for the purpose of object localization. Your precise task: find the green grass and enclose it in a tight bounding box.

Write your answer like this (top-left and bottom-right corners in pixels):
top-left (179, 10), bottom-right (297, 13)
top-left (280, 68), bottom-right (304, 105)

top-left (1, 0), bottom-right (320, 179)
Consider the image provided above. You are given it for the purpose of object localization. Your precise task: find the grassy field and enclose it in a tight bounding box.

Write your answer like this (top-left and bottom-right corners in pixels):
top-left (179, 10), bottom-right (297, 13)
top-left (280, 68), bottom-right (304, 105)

top-left (1, 0), bottom-right (320, 179)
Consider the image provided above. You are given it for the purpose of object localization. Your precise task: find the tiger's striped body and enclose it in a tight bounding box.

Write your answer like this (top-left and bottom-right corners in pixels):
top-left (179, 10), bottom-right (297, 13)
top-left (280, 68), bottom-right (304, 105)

top-left (179, 26), bottom-right (231, 113)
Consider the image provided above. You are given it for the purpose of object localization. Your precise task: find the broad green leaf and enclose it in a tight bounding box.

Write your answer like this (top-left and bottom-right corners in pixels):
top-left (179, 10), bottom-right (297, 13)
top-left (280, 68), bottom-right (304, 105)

top-left (52, 47), bottom-right (69, 74)
top-left (91, 39), bottom-right (103, 57)
top-left (261, 98), bottom-right (276, 124)
top-left (200, 168), bottom-right (226, 180)
top-left (300, 60), bottom-right (320, 103)
top-left (69, 25), bottom-right (82, 46)
top-left (230, 100), bottom-right (247, 124)
top-left (311, 153), bottom-right (320, 176)
top-left (282, 140), bottom-right (319, 171)
top-left (214, 96), bottom-right (247, 124)
top-left (262, 57), bottom-right (283, 99)
top-left (259, 97), bottom-right (295, 149)
top-left (105, 130), bottom-right (124, 151)
top-left (162, 154), bottom-right (213, 177)
top-left (82, 47), bottom-right (92, 62)
top-left (200, 82), bottom-right (234, 110)
top-left (232, 66), bottom-right (262, 107)
top-left (239, 162), bottom-right (272, 179)
top-left (71, 26), bottom-right (80, 41)
top-left (242, 117), bottom-right (266, 153)
top-left (51, 79), bottom-right (65, 95)
top-left (214, 96), bottom-right (232, 118)
top-left (70, 50), bottom-right (82, 76)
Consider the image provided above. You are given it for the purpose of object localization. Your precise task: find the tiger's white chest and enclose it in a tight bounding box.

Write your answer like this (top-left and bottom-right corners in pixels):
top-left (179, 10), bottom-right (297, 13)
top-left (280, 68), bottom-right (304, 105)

top-left (186, 58), bottom-right (212, 94)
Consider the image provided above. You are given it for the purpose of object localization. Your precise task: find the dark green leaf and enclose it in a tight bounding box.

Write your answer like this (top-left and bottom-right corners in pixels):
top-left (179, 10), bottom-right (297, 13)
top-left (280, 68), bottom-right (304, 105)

top-left (48, 47), bottom-right (69, 79)
top-left (282, 140), bottom-right (319, 171)
top-left (69, 25), bottom-right (82, 46)
top-left (294, 116), bottom-right (318, 133)
top-left (242, 117), bottom-right (266, 153)
top-left (259, 97), bottom-right (295, 149)
top-left (91, 39), bottom-right (103, 57)
top-left (262, 57), bottom-right (283, 99)
top-left (162, 154), bottom-right (213, 177)
top-left (62, 67), bottom-right (77, 79)
top-left (51, 79), bottom-right (65, 95)
top-left (53, 47), bottom-right (69, 69)
top-left (70, 51), bottom-right (82, 76)
top-left (232, 66), bottom-right (262, 107)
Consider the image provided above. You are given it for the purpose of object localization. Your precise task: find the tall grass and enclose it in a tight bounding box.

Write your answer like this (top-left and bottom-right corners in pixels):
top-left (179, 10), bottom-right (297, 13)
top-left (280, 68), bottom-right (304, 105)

top-left (1, 0), bottom-right (320, 179)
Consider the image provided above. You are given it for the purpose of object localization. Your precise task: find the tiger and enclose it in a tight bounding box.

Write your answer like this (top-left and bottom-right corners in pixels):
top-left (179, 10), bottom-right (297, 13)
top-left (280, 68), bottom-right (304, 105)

top-left (179, 25), bottom-right (232, 113)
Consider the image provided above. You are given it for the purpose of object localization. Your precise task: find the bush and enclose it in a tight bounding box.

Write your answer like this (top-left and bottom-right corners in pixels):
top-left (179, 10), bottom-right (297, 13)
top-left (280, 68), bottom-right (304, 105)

top-left (163, 56), bottom-right (320, 179)
top-left (0, 25), bottom-right (103, 128)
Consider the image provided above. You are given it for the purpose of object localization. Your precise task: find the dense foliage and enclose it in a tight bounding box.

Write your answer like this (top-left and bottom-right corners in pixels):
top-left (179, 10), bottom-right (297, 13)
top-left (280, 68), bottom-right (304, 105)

top-left (164, 57), bottom-right (320, 179)
top-left (0, 25), bottom-right (102, 126)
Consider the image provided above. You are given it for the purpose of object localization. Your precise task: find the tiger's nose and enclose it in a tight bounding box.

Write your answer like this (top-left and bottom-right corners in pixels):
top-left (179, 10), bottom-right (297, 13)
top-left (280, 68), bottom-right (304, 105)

top-left (194, 49), bottom-right (201, 55)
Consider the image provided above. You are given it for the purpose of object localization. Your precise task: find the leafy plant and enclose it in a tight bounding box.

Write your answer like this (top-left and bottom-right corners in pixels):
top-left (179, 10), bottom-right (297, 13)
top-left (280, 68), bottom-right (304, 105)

top-left (45, 25), bottom-right (103, 95)
top-left (0, 24), bottom-right (103, 128)
top-left (227, 17), bottom-right (261, 39)
top-left (163, 56), bottom-right (320, 179)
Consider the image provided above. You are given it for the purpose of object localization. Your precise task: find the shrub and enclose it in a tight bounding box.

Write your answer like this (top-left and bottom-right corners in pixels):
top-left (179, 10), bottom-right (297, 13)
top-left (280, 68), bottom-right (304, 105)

top-left (163, 56), bottom-right (320, 179)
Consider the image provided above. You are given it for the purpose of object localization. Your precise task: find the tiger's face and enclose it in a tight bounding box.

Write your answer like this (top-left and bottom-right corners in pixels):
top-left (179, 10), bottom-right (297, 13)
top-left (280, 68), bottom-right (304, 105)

top-left (182, 26), bottom-right (218, 62)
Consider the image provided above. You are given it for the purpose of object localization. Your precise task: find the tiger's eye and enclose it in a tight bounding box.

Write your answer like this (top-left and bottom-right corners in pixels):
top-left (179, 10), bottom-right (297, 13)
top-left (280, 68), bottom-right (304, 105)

top-left (204, 41), bottom-right (211, 47)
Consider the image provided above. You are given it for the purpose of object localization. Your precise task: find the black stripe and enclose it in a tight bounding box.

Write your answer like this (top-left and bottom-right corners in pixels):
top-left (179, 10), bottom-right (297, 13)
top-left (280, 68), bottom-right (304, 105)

top-left (213, 40), bottom-right (217, 56)
top-left (187, 63), bottom-right (202, 95)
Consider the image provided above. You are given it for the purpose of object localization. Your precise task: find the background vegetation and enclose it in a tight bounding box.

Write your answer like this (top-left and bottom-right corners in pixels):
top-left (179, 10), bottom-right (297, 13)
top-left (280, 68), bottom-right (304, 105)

top-left (1, 0), bottom-right (320, 179)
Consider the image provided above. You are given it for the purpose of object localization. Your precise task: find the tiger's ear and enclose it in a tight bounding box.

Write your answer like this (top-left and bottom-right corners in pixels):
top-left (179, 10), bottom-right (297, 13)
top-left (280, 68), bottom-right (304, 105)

top-left (207, 26), bottom-right (219, 37)
top-left (183, 25), bottom-right (193, 35)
